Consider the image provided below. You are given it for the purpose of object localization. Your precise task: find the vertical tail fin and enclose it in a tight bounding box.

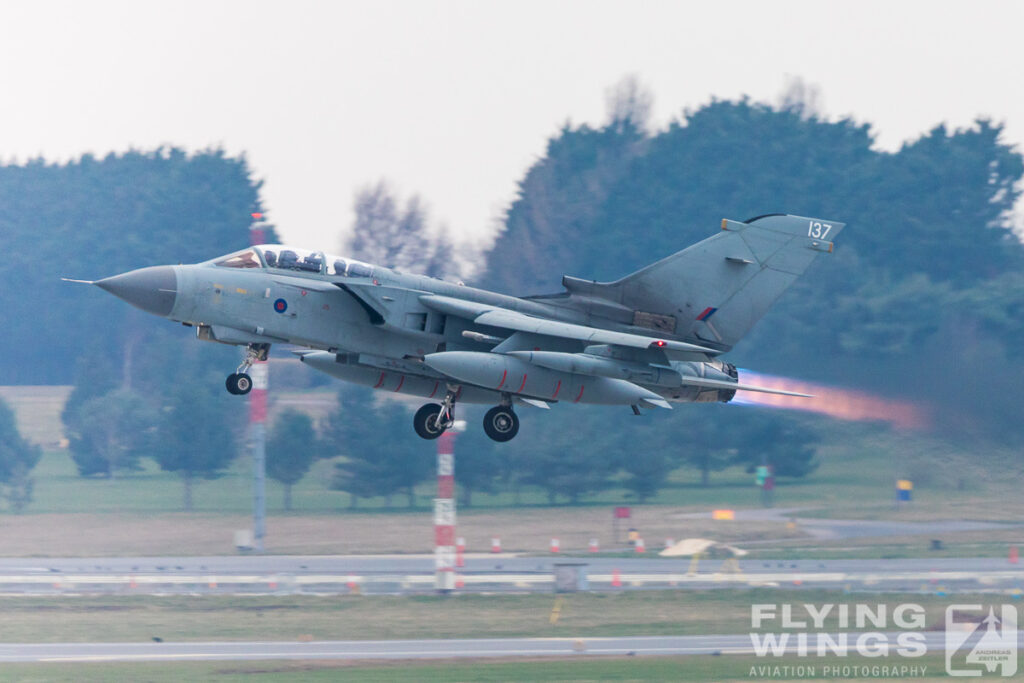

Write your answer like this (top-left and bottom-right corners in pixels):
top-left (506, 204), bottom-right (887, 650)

top-left (564, 214), bottom-right (845, 352)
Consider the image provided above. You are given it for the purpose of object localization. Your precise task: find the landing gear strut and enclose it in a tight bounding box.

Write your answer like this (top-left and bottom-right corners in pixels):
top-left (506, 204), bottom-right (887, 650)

top-left (413, 386), bottom-right (459, 440)
top-left (226, 343), bottom-right (270, 396)
top-left (483, 404), bottom-right (519, 442)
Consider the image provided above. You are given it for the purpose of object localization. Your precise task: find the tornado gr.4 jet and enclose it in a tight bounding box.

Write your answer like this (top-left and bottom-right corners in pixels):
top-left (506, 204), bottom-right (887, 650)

top-left (72, 213), bottom-right (843, 442)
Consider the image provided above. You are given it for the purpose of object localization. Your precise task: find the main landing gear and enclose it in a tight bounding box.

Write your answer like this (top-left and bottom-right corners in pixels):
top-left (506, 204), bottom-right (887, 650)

top-left (226, 343), bottom-right (270, 396)
top-left (483, 404), bottom-right (518, 442)
top-left (413, 391), bottom-right (520, 443)
top-left (413, 386), bottom-right (459, 439)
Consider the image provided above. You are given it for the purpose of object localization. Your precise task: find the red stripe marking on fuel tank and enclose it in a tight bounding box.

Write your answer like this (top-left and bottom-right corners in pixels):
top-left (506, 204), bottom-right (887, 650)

top-left (428, 381), bottom-right (439, 398)
top-left (516, 374), bottom-right (528, 393)
top-left (373, 372), bottom-right (386, 389)
top-left (394, 376), bottom-right (405, 392)
top-left (574, 385), bottom-right (585, 403)
top-left (496, 369), bottom-right (508, 390)
top-left (552, 380), bottom-right (561, 399)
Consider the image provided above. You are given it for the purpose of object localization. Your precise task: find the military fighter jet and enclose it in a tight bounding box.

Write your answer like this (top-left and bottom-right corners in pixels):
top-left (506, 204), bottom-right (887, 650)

top-left (72, 213), bottom-right (842, 442)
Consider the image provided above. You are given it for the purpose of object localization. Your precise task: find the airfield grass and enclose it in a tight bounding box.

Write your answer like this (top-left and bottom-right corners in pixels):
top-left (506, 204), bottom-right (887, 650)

top-left (20, 418), bottom-right (1024, 519)
top-left (1, 386), bottom-right (1022, 557)
top-left (0, 653), bottom-right (962, 683)
top-left (0, 590), bottom-right (1008, 643)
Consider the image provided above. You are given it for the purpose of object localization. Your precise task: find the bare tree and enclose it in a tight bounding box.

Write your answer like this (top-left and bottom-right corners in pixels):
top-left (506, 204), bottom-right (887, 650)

top-left (777, 75), bottom-right (823, 119)
top-left (348, 181), bottom-right (414, 267)
top-left (346, 180), bottom-right (476, 280)
top-left (605, 74), bottom-right (653, 133)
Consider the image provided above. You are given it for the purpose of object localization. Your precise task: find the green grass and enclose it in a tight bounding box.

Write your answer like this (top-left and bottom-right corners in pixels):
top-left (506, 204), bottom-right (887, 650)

top-left (0, 385), bottom-right (70, 446)
top-left (0, 652), bottom-right (969, 682)
top-left (0, 590), bottom-right (1011, 643)
top-left (5, 382), bottom-right (1021, 518)
top-left (0, 591), bottom-right (1008, 680)
top-left (24, 418), bottom-right (1024, 517)
top-left (2, 386), bottom-right (1022, 559)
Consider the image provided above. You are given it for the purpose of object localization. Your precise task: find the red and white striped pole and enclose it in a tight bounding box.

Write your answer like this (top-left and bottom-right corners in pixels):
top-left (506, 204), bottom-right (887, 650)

top-left (456, 537), bottom-right (466, 568)
top-left (434, 422), bottom-right (465, 592)
top-left (249, 213), bottom-right (269, 552)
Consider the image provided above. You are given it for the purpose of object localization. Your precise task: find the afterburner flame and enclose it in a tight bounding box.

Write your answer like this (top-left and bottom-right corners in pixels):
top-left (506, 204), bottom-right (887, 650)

top-left (733, 370), bottom-right (928, 430)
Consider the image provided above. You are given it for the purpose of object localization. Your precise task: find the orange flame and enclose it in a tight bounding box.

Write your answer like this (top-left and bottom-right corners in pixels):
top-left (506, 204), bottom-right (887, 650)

top-left (734, 370), bottom-right (928, 430)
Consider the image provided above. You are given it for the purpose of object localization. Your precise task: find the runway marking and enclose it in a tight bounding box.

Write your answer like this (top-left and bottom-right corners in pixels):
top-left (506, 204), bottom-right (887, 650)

top-left (26, 647), bottom-right (780, 662)
top-left (11, 631), bottom-right (1006, 664)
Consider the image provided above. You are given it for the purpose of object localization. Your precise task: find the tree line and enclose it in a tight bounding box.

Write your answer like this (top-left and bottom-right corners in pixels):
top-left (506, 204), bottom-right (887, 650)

top-left (1, 79), bottom-right (1020, 511)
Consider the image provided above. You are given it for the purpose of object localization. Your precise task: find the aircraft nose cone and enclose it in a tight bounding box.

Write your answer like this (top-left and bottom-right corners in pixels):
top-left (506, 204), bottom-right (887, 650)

top-left (95, 266), bottom-right (177, 317)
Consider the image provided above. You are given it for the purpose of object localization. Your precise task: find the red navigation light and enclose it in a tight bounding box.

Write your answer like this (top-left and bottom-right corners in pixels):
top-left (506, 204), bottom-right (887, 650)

top-left (655, 340), bottom-right (666, 347)
top-left (251, 212), bottom-right (264, 221)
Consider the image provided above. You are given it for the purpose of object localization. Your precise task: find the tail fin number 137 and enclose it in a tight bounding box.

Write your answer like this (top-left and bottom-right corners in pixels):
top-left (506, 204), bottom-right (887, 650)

top-left (808, 221), bottom-right (833, 239)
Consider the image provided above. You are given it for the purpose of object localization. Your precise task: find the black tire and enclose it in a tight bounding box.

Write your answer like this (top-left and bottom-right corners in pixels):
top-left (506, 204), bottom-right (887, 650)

top-left (483, 406), bottom-right (519, 442)
top-left (414, 403), bottom-right (446, 440)
top-left (227, 372), bottom-right (253, 396)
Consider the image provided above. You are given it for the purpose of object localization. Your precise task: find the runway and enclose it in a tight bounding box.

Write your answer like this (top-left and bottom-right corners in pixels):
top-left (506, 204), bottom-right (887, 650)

top-left (4, 631), bottom-right (1019, 663)
top-left (0, 554), bottom-right (1021, 595)
top-left (1, 553), bottom-right (1019, 575)
top-left (670, 507), bottom-right (1018, 541)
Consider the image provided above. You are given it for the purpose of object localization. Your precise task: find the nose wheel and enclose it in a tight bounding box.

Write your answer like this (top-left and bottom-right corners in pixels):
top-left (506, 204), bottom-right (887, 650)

top-left (483, 405), bottom-right (519, 442)
top-left (226, 372), bottom-right (253, 395)
top-left (225, 343), bottom-right (269, 396)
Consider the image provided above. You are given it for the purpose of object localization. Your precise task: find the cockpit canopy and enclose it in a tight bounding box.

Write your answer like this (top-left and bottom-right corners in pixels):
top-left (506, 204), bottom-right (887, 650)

top-left (212, 245), bottom-right (375, 278)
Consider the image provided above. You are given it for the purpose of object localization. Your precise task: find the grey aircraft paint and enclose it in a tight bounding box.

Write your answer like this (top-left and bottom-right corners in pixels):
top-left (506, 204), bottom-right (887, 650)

top-left (75, 213), bottom-right (842, 441)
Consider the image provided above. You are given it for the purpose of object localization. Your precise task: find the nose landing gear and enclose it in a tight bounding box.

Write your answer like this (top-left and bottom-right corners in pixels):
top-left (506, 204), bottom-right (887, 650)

top-left (226, 372), bottom-right (252, 395)
top-left (225, 343), bottom-right (270, 396)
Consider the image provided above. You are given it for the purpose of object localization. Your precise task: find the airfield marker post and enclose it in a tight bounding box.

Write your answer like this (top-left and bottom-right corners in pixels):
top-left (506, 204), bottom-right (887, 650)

top-left (613, 506), bottom-right (631, 544)
top-left (248, 214), bottom-right (269, 553)
top-left (435, 421), bottom-right (465, 593)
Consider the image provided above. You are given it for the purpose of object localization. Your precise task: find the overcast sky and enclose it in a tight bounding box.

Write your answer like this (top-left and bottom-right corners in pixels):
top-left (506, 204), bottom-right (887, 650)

top-left (2, 0), bottom-right (1022, 251)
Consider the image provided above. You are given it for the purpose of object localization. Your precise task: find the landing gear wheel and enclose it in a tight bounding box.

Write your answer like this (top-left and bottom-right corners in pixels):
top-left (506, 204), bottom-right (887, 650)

top-left (483, 406), bottom-right (519, 442)
top-left (226, 372), bottom-right (253, 396)
top-left (414, 403), bottom-right (446, 440)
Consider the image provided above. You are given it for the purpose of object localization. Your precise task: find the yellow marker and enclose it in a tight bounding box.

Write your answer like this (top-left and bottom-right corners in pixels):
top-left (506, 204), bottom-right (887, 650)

top-left (236, 288), bottom-right (248, 294)
top-left (549, 597), bottom-right (564, 625)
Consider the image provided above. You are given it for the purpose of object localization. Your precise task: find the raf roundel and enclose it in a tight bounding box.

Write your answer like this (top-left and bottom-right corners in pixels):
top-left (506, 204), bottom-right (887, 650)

top-left (273, 298), bottom-right (288, 314)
